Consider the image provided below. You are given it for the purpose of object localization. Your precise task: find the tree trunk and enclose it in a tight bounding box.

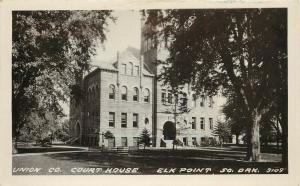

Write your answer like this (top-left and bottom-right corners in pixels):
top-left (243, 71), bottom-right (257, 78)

top-left (245, 110), bottom-right (261, 162)
top-left (280, 108), bottom-right (288, 165)
top-left (13, 131), bottom-right (19, 154)
top-left (281, 124), bottom-right (288, 165)
top-left (235, 134), bottom-right (239, 145)
top-left (246, 123), bottom-right (252, 160)
top-left (172, 140), bottom-right (175, 150)
top-left (249, 110), bottom-right (261, 162)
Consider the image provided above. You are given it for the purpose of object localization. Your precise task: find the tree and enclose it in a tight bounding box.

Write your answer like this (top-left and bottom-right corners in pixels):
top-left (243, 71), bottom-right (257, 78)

top-left (139, 128), bottom-right (151, 150)
top-left (144, 9), bottom-right (287, 162)
top-left (12, 11), bottom-right (115, 150)
top-left (160, 88), bottom-right (191, 149)
top-left (222, 93), bottom-right (247, 144)
top-left (20, 111), bottom-right (59, 146)
top-left (212, 121), bottom-right (231, 147)
top-left (103, 130), bottom-right (114, 139)
top-left (260, 107), bottom-right (282, 149)
top-left (53, 119), bottom-right (70, 142)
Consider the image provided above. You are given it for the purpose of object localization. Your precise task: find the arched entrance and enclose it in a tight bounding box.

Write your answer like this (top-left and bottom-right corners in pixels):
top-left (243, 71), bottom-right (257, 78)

top-left (75, 122), bottom-right (81, 138)
top-left (163, 121), bottom-right (176, 140)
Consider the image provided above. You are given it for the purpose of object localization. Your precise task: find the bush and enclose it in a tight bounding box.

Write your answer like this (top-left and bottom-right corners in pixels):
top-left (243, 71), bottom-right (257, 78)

top-left (200, 137), bottom-right (219, 147)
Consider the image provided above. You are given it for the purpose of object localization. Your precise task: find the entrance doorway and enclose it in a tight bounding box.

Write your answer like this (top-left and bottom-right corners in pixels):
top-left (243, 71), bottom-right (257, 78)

top-left (163, 121), bottom-right (176, 140)
top-left (75, 122), bottom-right (81, 137)
top-left (108, 138), bottom-right (115, 148)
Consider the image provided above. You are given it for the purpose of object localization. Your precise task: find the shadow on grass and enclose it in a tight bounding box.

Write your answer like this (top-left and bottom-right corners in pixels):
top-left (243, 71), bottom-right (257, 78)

top-left (17, 147), bottom-right (85, 154)
top-left (45, 150), bottom-right (285, 170)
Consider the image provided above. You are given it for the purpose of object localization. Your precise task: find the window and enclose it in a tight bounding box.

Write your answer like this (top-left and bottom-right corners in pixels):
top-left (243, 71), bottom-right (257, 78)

top-left (183, 137), bottom-right (188, 146)
top-left (208, 96), bottom-right (213, 107)
top-left (144, 88), bottom-right (150, 103)
top-left (200, 117), bottom-right (205, 130)
top-left (128, 62), bottom-right (133, 75)
top-left (121, 113), bottom-right (127, 128)
top-left (133, 113), bottom-right (138, 128)
top-left (121, 137), bottom-right (128, 147)
top-left (109, 112), bottom-right (115, 127)
top-left (181, 93), bottom-right (187, 107)
top-left (201, 137), bottom-right (205, 143)
top-left (174, 94), bottom-right (178, 104)
top-left (192, 137), bottom-right (197, 146)
top-left (121, 86), bottom-right (127, 101)
top-left (133, 87), bottom-right (139, 101)
top-left (121, 63), bottom-right (126, 74)
top-left (209, 118), bottom-right (213, 130)
top-left (134, 66), bottom-right (139, 76)
top-left (133, 137), bottom-right (139, 147)
top-left (192, 94), bottom-right (196, 107)
top-left (161, 89), bottom-right (166, 104)
top-left (109, 85), bottom-right (115, 99)
top-left (145, 118), bottom-right (149, 125)
top-left (191, 117), bottom-right (196, 129)
top-left (167, 91), bottom-right (173, 104)
top-left (200, 95), bottom-right (205, 107)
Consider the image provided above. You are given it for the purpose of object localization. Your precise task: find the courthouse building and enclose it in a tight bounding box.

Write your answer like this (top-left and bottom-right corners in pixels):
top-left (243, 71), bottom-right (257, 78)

top-left (69, 19), bottom-right (224, 148)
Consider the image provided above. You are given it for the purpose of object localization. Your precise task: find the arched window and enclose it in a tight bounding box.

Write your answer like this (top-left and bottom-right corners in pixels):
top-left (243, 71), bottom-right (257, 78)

top-left (144, 88), bottom-right (150, 103)
top-left (128, 62), bottom-right (133, 75)
top-left (121, 86), bottom-right (127, 101)
top-left (109, 85), bottom-right (115, 99)
top-left (134, 65), bottom-right (139, 76)
top-left (133, 87), bottom-right (139, 101)
top-left (121, 63), bottom-right (126, 74)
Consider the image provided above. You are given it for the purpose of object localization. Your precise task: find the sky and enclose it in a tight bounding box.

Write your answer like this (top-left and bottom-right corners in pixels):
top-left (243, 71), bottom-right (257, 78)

top-left (91, 10), bottom-right (141, 64)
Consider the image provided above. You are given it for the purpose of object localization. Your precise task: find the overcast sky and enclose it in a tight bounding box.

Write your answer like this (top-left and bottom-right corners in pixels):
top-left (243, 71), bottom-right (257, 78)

top-left (92, 10), bottom-right (141, 64)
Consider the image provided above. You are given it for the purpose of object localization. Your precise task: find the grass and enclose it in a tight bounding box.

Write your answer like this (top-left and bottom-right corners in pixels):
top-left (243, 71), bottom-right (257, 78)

top-left (12, 145), bottom-right (286, 175)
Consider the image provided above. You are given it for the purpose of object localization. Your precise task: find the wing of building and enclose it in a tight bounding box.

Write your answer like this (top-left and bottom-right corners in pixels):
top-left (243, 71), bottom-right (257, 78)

top-left (69, 20), bottom-right (225, 149)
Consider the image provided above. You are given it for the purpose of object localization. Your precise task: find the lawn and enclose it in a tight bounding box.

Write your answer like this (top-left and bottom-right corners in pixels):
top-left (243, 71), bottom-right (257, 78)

top-left (12, 145), bottom-right (287, 175)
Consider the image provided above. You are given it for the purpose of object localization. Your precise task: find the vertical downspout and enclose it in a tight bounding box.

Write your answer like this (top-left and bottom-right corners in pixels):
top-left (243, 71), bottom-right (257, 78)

top-left (98, 70), bottom-right (101, 147)
top-left (117, 51), bottom-right (120, 87)
top-left (140, 55), bottom-right (144, 89)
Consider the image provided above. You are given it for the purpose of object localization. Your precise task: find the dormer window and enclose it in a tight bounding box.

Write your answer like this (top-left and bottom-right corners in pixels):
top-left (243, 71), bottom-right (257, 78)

top-left (134, 66), bottom-right (139, 76)
top-left (121, 64), bottom-right (126, 74)
top-left (128, 62), bottom-right (133, 75)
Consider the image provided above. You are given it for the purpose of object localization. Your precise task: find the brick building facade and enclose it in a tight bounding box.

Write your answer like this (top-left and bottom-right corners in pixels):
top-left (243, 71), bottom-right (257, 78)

top-left (69, 19), bottom-right (224, 148)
